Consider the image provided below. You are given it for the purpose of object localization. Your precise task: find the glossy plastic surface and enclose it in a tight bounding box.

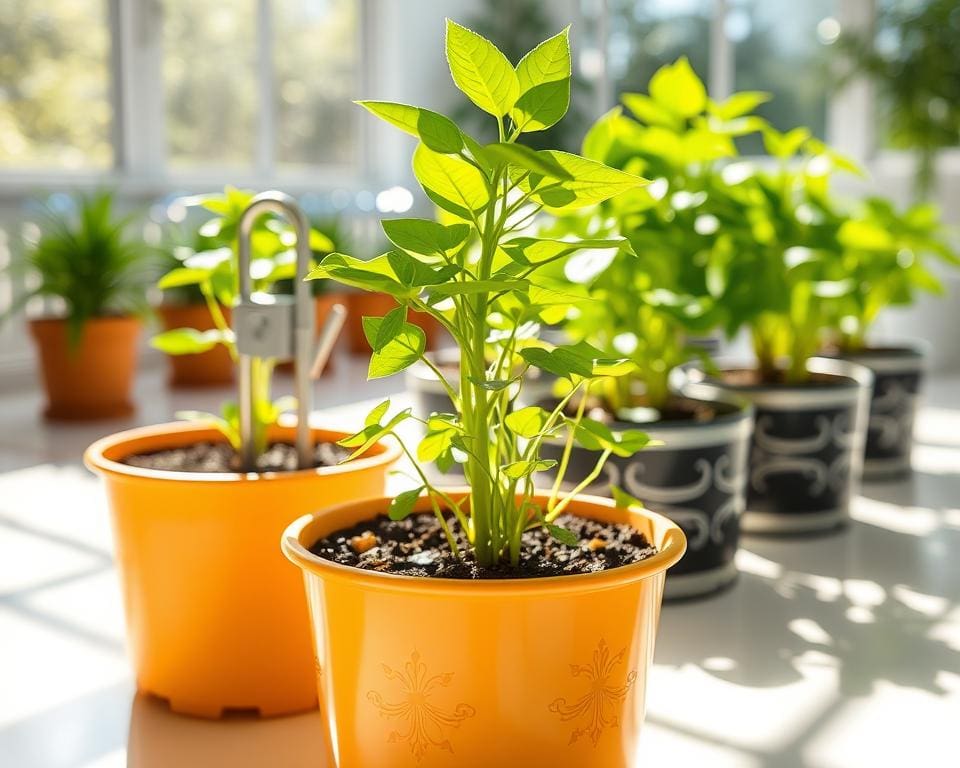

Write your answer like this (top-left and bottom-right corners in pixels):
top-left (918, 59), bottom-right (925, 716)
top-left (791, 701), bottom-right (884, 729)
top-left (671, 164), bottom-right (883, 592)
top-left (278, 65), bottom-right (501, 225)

top-left (84, 422), bottom-right (400, 718)
top-left (30, 316), bottom-right (140, 419)
top-left (283, 491), bottom-right (686, 768)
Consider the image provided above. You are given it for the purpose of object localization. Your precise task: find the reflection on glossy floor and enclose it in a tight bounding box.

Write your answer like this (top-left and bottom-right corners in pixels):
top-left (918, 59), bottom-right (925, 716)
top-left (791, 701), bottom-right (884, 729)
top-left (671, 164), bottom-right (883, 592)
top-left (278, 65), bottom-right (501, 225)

top-left (1, 359), bottom-right (959, 768)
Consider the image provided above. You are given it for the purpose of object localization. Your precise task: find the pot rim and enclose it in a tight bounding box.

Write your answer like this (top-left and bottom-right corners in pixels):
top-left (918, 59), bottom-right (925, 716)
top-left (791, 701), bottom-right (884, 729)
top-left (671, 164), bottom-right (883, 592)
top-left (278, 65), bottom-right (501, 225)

top-left (680, 357), bottom-right (873, 409)
top-left (29, 314), bottom-right (141, 328)
top-left (830, 339), bottom-right (930, 372)
top-left (282, 488), bottom-right (687, 596)
top-left (84, 421), bottom-right (402, 484)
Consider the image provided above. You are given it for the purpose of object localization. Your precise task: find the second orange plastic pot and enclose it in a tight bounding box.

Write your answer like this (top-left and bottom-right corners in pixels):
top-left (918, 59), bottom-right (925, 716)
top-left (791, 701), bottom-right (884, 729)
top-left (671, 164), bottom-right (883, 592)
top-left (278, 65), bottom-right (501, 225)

top-left (85, 422), bottom-right (400, 719)
top-left (283, 490), bottom-right (686, 768)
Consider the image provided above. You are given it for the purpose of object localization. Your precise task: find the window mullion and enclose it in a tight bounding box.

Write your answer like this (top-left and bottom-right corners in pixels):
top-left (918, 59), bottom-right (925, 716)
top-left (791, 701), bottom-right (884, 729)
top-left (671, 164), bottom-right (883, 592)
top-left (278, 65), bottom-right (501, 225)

top-left (256, 0), bottom-right (276, 178)
top-left (114, 0), bottom-right (166, 178)
top-left (709, 0), bottom-right (733, 101)
top-left (828, 0), bottom-right (876, 161)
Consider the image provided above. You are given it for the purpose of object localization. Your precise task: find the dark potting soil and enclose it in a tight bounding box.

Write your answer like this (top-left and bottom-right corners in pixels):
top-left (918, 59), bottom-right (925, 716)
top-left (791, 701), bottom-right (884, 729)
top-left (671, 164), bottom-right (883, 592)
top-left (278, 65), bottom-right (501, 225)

top-left (122, 441), bottom-right (348, 473)
top-left (720, 368), bottom-right (853, 388)
top-left (310, 511), bottom-right (657, 579)
top-left (555, 395), bottom-right (720, 425)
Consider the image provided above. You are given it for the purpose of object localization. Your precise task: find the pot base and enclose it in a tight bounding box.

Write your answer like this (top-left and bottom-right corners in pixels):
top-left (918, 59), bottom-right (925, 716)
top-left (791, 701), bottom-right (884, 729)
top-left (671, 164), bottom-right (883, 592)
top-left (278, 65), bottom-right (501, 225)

top-left (742, 507), bottom-right (846, 534)
top-left (44, 401), bottom-right (135, 421)
top-left (664, 560), bottom-right (738, 600)
top-left (863, 455), bottom-right (912, 481)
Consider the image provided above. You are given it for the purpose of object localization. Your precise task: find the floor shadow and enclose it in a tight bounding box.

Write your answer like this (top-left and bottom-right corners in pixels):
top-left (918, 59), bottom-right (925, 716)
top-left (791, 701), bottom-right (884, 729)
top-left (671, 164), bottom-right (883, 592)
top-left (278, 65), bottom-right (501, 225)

top-left (127, 693), bottom-right (331, 768)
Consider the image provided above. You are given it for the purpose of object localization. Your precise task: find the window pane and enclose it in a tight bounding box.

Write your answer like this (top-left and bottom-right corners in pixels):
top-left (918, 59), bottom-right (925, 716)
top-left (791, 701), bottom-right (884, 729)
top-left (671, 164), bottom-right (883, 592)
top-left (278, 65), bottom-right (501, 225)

top-left (606, 0), bottom-right (712, 97)
top-left (163, 0), bottom-right (257, 169)
top-left (0, 0), bottom-right (113, 168)
top-left (274, 0), bottom-right (358, 168)
top-left (732, 0), bottom-right (835, 154)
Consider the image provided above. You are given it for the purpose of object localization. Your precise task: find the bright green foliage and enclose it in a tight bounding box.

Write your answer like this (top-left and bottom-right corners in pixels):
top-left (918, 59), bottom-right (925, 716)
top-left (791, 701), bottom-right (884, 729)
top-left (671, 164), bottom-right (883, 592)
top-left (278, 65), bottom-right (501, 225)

top-left (832, 197), bottom-right (959, 351)
top-left (2, 191), bottom-right (158, 347)
top-left (309, 21), bottom-right (649, 568)
top-left (552, 60), bottom-right (765, 407)
top-left (152, 186), bottom-right (334, 455)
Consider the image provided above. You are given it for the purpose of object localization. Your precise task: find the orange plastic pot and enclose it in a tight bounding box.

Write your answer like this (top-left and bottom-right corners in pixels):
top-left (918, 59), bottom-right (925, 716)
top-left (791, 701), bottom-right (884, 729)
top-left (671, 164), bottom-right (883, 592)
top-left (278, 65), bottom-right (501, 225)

top-left (345, 292), bottom-right (444, 354)
top-left (30, 315), bottom-right (140, 420)
top-left (85, 422), bottom-right (400, 719)
top-left (158, 303), bottom-right (235, 387)
top-left (283, 491), bottom-right (686, 768)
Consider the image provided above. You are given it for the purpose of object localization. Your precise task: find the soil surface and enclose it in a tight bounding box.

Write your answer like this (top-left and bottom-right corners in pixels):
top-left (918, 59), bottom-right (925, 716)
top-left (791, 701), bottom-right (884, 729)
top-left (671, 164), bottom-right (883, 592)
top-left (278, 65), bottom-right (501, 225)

top-left (123, 441), bottom-right (348, 473)
top-left (555, 394), bottom-right (722, 425)
top-left (720, 368), bottom-right (853, 388)
top-left (310, 511), bottom-right (657, 579)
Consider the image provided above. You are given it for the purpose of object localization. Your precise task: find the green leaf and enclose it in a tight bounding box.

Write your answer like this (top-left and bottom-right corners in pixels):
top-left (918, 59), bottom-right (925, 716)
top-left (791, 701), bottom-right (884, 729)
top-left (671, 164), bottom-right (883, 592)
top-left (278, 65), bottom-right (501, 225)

top-left (418, 428), bottom-right (457, 463)
top-left (151, 328), bottom-right (230, 355)
top-left (158, 268), bottom-right (210, 290)
top-left (512, 79), bottom-right (571, 133)
top-left (386, 249), bottom-right (459, 288)
top-left (523, 151), bottom-right (648, 211)
top-left (428, 279), bottom-right (528, 297)
top-left (389, 488), bottom-right (424, 521)
top-left (373, 306), bottom-right (407, 352)
top-left (510, 27), bottom-right (571, 131)
top-left (611, 485), bottom-right (644, 509)
top-left (337, 408), bottom-right (411, 459)
top-left (621, 93), bottom-right (680, 128)
top-left (356, 101), bottom-right (464, 154)
top-left (708, 91), bottom-right (771, 120)
top-left (546, 523), bottom-right (579, 547)
top-left (382, 218), bottom-right (470, 258)
top-left (505, 406), bottom-right (551, 438)
top-left (649, 56), bottom-right (707, 118)
top-left (445, 19), bottom-right (519, 117)
top-left (519, 340), bottom-right (611, 380)
top-left (362, 316), bottom-right (426, 379)
top-left (365, 399), bottom-right (391, 427)
top-left (412, 144), bottom-right (490, 215)
top-left (500, 236), bottom-right (632, 267)
top-left (502, 459), bottom-right (557, 479)
top-left (483, 142), bottom-right (572, 179)
top-left (763, 127), bottom-right (810, 159)
top-left (307, 252), bottom-right (409, 297)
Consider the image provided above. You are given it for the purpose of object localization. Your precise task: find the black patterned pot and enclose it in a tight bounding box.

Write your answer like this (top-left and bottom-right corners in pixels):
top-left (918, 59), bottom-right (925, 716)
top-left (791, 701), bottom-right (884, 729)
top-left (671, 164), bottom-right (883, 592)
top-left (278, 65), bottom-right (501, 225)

top-left (835, 344), bottom-right (926, 480)
top-left (405, 350), bottom-right (464, 484)
top-left (682, 358), bottom-right (873, 534)
top-left (538, 396), bottom-right (753, 599)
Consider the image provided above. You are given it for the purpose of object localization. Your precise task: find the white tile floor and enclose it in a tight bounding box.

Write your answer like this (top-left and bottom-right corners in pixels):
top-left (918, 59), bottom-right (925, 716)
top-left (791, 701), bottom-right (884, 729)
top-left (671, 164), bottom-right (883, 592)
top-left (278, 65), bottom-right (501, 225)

top-left (1, 356), bottom-right (959, 767)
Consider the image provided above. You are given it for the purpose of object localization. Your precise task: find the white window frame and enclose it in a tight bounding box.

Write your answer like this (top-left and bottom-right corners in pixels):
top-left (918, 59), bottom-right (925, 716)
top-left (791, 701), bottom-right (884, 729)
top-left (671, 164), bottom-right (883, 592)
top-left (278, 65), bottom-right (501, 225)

top-left (0, 0), bottom-right (374, 198)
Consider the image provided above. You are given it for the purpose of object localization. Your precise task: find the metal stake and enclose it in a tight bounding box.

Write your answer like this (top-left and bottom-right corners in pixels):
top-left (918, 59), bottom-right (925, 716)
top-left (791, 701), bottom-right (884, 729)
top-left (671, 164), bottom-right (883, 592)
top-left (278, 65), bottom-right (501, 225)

top-left (234, 192), bottom-right (316, 472)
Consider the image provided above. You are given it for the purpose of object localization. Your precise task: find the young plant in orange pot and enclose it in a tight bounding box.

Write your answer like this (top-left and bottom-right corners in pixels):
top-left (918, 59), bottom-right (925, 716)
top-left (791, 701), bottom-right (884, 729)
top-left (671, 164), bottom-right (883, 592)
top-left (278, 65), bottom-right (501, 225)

top-left (281, 21), bottom-right (685, 768)
top-left (86, 192), bottom-right (400, 720)
top-left (2, 191), bottom-right (157, 419)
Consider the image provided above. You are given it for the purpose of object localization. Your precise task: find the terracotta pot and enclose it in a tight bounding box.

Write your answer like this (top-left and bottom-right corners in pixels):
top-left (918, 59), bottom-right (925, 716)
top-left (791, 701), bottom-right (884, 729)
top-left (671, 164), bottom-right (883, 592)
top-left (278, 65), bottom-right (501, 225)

top-left (84, 422), bottom-right (401, 719)
top-left (30, 316), bottom-right (140, 420)
top-left (345, 292), bottom-right (444, 355)
top-left (276, 293), bottom-right (346, 376)
top-left (282, 490), bottom-right (686, 768)
top-left (683, 357), bottom-right (873, 534)
top-left (158, 304), bottom-right (234, 388)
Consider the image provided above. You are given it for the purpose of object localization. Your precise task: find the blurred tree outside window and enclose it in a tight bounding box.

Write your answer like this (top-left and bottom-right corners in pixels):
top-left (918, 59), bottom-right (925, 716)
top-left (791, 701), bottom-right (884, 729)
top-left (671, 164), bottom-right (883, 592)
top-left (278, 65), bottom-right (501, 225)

top-left (274, 0), bottom-right (358, 168)
top-left (163, 0), bottom-right (258, 170)
top-left (0, 0), bottom-right (113, 169)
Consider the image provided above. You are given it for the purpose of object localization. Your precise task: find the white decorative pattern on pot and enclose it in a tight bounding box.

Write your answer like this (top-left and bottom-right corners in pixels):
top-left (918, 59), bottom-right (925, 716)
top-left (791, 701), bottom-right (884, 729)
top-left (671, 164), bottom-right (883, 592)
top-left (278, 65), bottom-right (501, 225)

top-left (682, 358), bottom-right (873, 534)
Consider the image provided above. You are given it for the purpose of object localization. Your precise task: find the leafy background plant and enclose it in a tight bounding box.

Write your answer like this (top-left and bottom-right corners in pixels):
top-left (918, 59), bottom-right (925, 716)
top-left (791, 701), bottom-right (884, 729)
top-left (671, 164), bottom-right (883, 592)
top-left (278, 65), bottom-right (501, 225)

top-left (152, 186), bottom-right (334, 455)
top-left (310, 20), bottom-right (652, 568)
top-left (835, 0), bottom-right (960, 197)
top-left (1, 190), bottom-right (159, 347)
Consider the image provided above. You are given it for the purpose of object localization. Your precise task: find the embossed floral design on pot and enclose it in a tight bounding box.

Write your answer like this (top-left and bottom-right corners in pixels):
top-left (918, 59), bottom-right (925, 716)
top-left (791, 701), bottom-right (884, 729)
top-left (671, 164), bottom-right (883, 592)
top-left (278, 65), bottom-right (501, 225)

top-left (549, 639), bottom-right (637, 747)
top-left (367, 650), bottom-right (476, 761)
